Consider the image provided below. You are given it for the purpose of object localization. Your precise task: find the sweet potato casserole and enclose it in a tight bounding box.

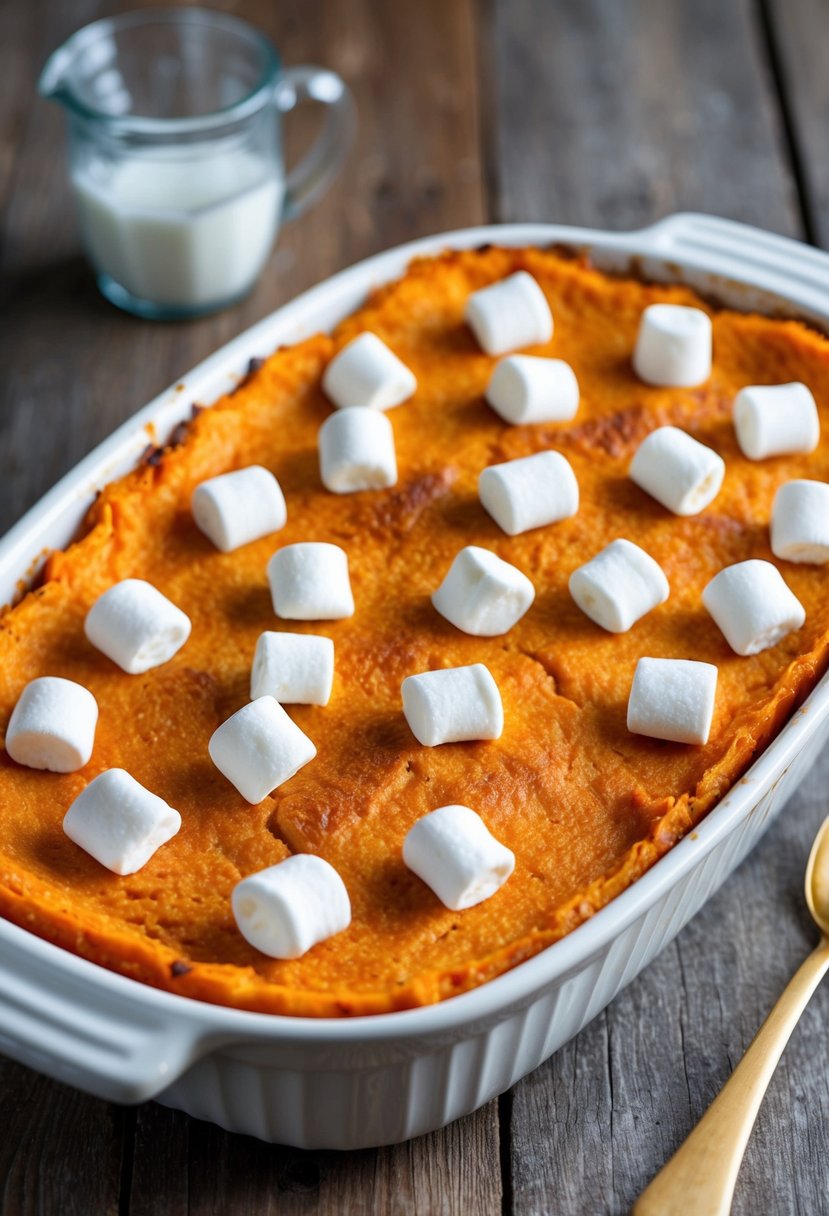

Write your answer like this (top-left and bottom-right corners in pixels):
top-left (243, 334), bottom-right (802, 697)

top-left (1, 246), bottom-right (828, 1016)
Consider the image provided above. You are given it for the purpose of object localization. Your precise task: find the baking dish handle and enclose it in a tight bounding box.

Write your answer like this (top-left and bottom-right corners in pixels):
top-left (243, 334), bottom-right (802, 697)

top-left (642, 212), bottom-right (829, 316)
top-left (0, 920), bottom-right (214, 1104)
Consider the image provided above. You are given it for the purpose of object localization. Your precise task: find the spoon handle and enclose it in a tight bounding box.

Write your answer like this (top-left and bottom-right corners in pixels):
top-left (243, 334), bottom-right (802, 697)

top-left (633, 937), bottom-right (829, 1216)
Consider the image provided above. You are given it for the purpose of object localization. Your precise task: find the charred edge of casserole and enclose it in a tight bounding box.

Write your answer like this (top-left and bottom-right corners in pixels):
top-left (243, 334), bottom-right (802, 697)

top-left (138, 402), bottom-right (206, 469)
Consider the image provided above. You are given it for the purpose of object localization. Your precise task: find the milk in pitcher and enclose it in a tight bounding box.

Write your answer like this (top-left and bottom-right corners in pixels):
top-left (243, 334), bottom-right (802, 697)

top-left (72, 148), bottom-right (284, 311)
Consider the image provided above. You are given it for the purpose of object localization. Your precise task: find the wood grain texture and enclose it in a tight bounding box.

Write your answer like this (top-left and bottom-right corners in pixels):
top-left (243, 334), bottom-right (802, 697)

top-left (127, 1100), bottom-right (502, 1215)
top-left (764, 0), bottom-right (829, 246)
top-left (0, 1067), bottom-right (126, 1216)
top-left (507, 770), bottom-right (829, 1216)
top-left (489, 1), bottom-right (829, 1213)
top-left (0, 1), bottom-right (496, 1213)
top-left (633, 938), bottom-right (829, 1215)
top-left (2, 1), bottom-right (829, 1214)
top-left (485, 0), bottom-right (801, 235)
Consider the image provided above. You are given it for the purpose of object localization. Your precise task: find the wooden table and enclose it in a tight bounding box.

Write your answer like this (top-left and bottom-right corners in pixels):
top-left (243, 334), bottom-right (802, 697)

top-left (2, 1), bottom-right (828, 1212)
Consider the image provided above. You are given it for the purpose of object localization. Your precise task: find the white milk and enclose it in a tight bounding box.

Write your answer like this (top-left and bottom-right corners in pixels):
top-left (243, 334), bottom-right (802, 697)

top-left (72, 148), bottom-right (284, 310)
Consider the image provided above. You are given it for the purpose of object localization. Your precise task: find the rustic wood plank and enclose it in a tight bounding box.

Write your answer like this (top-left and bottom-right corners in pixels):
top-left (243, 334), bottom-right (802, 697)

top-left (271, 0), bottom-right (486, 301)
top-left (763, 0), bottom-right (829, 246)
top-left (1, 1), bottom-right (492, 1213)
top-left (0, 10), bottom-right (134, 1216)
top-left (0, 1064), bottom-right (127, 1215)
top-left (672, 767), bottom-right (829, 1216)
top-left (127, 1106), bottom-right (188, 1216)
top-left (127, 1099), bottom-right (502, 1215)
top-left (0, 1), bottom-right (37, 215)
top-left (487, 1), bottom-right (827, 1212)
top-left (485, 0), bottom-right (801, 235)
top-left (507, 777), bottom-right (829, 1215)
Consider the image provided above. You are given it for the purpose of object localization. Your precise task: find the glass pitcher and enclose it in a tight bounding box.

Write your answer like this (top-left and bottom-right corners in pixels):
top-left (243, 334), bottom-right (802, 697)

top-left (39, 7), bottom-right (355, 319)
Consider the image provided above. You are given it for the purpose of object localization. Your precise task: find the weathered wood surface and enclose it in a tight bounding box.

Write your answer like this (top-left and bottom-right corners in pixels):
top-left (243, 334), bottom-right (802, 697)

top-left (486, 0), bottom-right (799, 235)
top-left (765, 0), bottom-right (829, 248)
top-left (1, 1), bottom-right (828, 1213)
top-left (489, 3), bottom-right (828, 1212)
top-left (127, 1099), bottom-right (503, 1216)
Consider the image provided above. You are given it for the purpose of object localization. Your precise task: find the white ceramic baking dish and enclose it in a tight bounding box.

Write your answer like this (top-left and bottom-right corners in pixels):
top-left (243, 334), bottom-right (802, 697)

top-left (2, 213), bottom-right (829, 1150)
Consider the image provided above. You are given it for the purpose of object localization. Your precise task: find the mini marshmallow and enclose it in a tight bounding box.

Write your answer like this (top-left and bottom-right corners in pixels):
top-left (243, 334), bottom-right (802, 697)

top-left (629, 426), bottom-right (725, 516)
top-left (209, 695), bottom-right (316, 804)
top-left (432, 546), bottom-right (535, 637)
top-left (232, 854), bottom-right (351, 959)
top-left (569, 538), bottom-right (669, 633)
top-left (322, 332), bottom-right (416, 411)
top-left (268, 542), bottom-right (354, 621)
top-left (191, 465), bottom-right (287, 552)
top-left (479, 450), bottom-right (578, 536)
top-left (632, 304), bottom-right (712, 387)
top-left (627, 657), bottom-right (718, 746)
top-left (6, 677), bottom-right (98, 773)
top-left (318, 408), bottom-right (397, 493)
top-left (733, 382), bottom-right (819, 460)
top-left (485, 355), bottom-right (579, 425)
top-left (63, 768), bottom-right (181, 875)
top-left (251, 631), bottom-right (335, 705)
top-left (402, 664), bottom-right (503, 746)
top-left (465, 271), bottom-right (553, 357)
top-left (702, 559), bottom-right (805, 656)
top-left (403, 804), bottom-right (515, 910)
top-left (771, 480), bottom-right (829, 564)
top-left (85, 579), bottom-right (191, 674)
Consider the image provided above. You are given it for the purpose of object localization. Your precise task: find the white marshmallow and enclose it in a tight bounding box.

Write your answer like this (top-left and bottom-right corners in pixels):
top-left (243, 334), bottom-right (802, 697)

top-left (485, 355), bottom-right (579, 425)
top-left (268, 542), bottom-right (354, 621)
top-left (702, 559), bottom-right (805, 656)
top-left (191, 465), bottom-right (287, 552)
top-left (629, 426), bottom-right (725, 516)
top-left (627, 657), bottom-right (718, 746)
top-left (63, 768), bottom-right (181, 875)
top-left (322, 332), bottom-right (416, 411)
top-left (209, 695), bottom-right (317, 804)
top-left (465, 271), bottom-right (553, 357)
top-left (478, 450), bottom-right (578, 536)
top-left (771, 480), bottom-right (829, 564)
top-left (232, 854), bottom-right (351, 959)
top-left (402, 664), bottom-right (503, 747)
top-left (733, 382), bottom-right (819, 460)
top-left (318, 408), bottom-right (397, 493)
top-left (403, 804), bottom-right (515, 911)
top-left (569, 538), bottom-right (669, 633)
top-left (251, 631), bottom-right (335, 705)
top-left (84, 579), bottom-right (191, 674)
top-left (432, 546), bottom-right (535, 637)
top-left (633, 304), bottom-right (712, 387)
top-left (6, 677), bottom-right (98, 773)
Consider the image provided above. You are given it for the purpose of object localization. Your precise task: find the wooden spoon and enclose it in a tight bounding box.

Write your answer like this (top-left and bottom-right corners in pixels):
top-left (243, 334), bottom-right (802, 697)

top-left (633, 816), bottom-right (829, 1216)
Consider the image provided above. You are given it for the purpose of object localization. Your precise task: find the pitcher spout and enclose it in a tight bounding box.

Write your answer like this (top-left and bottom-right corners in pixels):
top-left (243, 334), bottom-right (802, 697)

top-left (38, 18), bottom-right (124, 117)
top-left (38, 42), bottom-right (76, 105)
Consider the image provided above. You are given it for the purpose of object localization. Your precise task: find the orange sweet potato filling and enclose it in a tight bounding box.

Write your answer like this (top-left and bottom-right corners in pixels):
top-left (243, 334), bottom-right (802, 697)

top-left (2, 247), bottom-right (829, 1017)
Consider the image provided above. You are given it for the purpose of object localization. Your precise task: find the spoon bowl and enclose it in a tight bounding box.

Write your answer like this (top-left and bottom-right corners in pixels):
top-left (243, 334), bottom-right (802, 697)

top-left (804, 814), bottom-right (829, 936)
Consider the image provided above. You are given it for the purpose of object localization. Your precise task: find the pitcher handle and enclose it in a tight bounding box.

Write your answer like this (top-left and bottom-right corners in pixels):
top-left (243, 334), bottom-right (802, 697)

top-left (276, 66), bottom-right (356, 222)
